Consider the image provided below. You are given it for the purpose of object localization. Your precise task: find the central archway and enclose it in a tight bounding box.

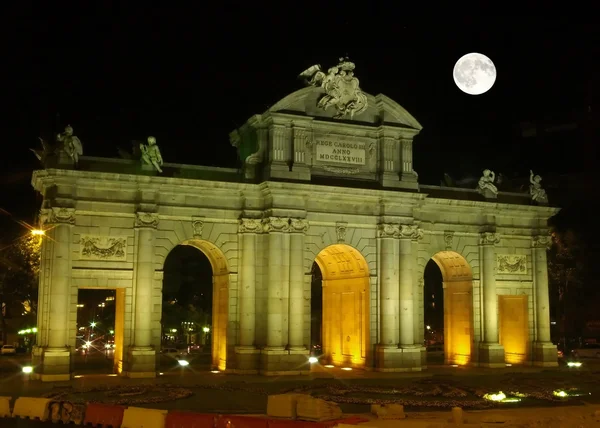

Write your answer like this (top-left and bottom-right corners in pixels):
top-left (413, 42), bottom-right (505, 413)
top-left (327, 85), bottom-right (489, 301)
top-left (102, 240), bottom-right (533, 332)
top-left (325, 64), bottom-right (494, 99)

top-left (426, 251), bottom-right (474, 366)
top-left (313, 244), bottom-right (370, 368)
top-left (162, 239), bottom-right (229, 371)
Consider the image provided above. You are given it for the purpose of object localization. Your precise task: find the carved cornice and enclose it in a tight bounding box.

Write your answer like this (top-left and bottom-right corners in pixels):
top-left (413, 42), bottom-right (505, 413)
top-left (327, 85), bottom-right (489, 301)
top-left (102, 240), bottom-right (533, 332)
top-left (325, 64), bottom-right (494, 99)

top-left (262, 216), bottom-right (290, 233)
top-left (480, 232), bottom-right (500, 246)
top-left (378, 223), bottom-right (400, 238)
top-left (239, 218), bottom-right (263, 234)
top-left (41, 207), bottom-right (75, 225)
top-left (399, 225), bottom-right (423, 240)
top-left (290, 218), bottom-right (309, 234)
top-left (135, 212), bottom-right (159, 229)
top-left (532, 234), bottom-right (552, 249)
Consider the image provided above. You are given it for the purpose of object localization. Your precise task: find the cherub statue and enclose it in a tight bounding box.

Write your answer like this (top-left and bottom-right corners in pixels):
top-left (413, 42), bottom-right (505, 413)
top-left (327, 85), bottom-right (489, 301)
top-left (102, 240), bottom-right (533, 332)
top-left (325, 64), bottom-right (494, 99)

top-left (529, 170), bottom-right (548, 203)
top-left (140, 136), bottom-right (163, 173)
top-left (56, 125), bottom-right (83, 164)
top-left (476, 169), bottom-right (498, 195)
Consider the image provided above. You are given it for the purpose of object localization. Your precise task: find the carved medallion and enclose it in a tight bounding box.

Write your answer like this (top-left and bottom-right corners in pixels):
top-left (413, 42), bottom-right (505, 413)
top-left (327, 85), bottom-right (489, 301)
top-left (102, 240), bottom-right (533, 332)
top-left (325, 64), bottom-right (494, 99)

top-left (80, 236), bottom-right (127, 261)
top-left (444, 232), bottom-right (454, 250)
top-left (239, 218), bottom-right (263, 234)
top-left (192, 218), bottom-right (204, 238)
top-left (336, 222), bottom-right (347, 243)
top-left (496, 254), bottom-right (527, 274)
top-left (135, 212), bottom-right (159, 229)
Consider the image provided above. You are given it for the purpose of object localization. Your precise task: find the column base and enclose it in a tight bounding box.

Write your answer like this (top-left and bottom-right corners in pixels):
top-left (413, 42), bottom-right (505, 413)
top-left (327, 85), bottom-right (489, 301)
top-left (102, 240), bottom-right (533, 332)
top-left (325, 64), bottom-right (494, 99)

top-left (36, 346), bottom-right (72, 382)
top-left (259, 347), bottom-right (310, 375)
top-left (234, 346), bottom-right (260, 373)
top-left (375, 345), bottom-right (424, 372)
top-left (478, 343), bottom-right (505, 367)
top-left (125, 347), bottom-right (156, 378)
top-left (533, 342), bottom-right (558, 367)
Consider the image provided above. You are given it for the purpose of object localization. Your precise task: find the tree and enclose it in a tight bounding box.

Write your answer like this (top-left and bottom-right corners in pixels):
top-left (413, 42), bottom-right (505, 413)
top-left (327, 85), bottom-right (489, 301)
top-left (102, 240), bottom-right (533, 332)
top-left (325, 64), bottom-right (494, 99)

top-left (0, 233), bottom-right (41, 343)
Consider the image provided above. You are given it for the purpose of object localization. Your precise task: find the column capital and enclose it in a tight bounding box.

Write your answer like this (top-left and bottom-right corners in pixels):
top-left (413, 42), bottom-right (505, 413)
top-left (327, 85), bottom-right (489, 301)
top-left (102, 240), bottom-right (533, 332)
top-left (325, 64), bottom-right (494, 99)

top-left (480, 232), bottom-right (500, 246)
top-left (290, 218), bottom-right (309, 234)
top-left (378, 223), bottom-right (400, 238)
top-left (135, 212), bottom-right (159, 229)
top-left (239, 218), bottom-right (263, 234)
top-left (399, 224), bottom-right (422, 240)
top-left (41, 207), bottom-right (76, 225)
top-left (532, 234), bottom-right (552, 249)
top-left (262, 216), bottom-right (290, 233)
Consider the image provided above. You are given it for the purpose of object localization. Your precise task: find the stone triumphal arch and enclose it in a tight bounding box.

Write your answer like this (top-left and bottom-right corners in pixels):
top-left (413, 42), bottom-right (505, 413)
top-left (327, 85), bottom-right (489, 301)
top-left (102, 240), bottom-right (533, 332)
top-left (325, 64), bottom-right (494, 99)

top-left (31, 59), bottom-right (558, 380)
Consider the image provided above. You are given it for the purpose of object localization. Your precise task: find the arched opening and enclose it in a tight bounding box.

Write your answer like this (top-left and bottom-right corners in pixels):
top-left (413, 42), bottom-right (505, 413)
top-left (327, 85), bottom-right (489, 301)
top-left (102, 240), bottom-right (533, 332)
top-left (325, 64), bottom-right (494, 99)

top-left (312, 244), bottom-right (370, 368)
top-left (161, 239), bottom-right (229, 371)
top-left (424, 251), bottom-right (474, 366)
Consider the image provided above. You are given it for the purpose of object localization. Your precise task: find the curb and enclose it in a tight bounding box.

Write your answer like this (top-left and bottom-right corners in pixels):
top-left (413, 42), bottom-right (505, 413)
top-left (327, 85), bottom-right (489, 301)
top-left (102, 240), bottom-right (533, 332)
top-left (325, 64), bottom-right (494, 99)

top-left (0, 396), bottom-right (368, 427)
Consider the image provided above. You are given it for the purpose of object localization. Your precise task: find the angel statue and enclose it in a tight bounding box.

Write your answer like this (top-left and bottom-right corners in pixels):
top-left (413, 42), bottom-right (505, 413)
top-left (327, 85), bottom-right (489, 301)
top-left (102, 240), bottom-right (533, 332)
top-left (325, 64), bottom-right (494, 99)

top-left (56, 125), bottom-right (83, 164)
top-left (529, 170), bottom-right (548, 204)
top-left (140, 136), bottom-right (163, 173)
top-left (476, 169), bottom-right (498, 195)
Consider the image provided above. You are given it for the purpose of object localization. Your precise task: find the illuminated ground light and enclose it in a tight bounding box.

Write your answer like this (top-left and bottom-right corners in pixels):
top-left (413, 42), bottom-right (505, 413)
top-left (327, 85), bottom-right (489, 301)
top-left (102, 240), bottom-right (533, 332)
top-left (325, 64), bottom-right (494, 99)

top-left (553, 390), bottom-right (568, 398)
top-left (308, 356), bottom-right (319, 364)
top-left (211, 370), bottom-right (220, 374)
top-left (22, 366), bottom-right (33, 374)
top-left (177, 360), bottom-right (190, 367)
top-left (324, 365), bottom-right (334, 368)
top-left (567, 361), bottom-right (582, 368)
top-left (159, 372), bottom-right (164, 375)
top-left (483, 391), bottom-right (521, 403)
top-left (451, 364), bottom-right (459, 368)
top-left (341, 367), bottom-right (352, 371)
top-left (505, 363), bottom-right (512, 367)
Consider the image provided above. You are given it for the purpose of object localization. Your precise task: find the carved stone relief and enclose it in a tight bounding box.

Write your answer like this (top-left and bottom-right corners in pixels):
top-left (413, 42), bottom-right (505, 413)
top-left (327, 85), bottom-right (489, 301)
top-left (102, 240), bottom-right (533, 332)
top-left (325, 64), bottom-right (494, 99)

top-left (192, 218), bottom-right (204, 238)
top-left (444, 232), bottom-right (454, 250)
top-left (290, 218), bottom-right (309, 233)
top-left (378, 223), bottom-right (400, 238)
top-left (496, 254), bottom-right (527, 274)
top-left (239, 218), bottom-right (263, 234)
top-left (532, 234), bottom-right (552, 249)
top-left (41, 207), bottom-right (76, 225)
top-left (399, 225), bottom-right (423, 240)
top-left (135, 212), bottom-right (159, 229)
top-left (480, 232), bottom-right (500, 246)
top-left (80, 236), bottom-right (127, 261)
top-left (336, 222), bottom-right (347, 243)
top-left (262, 217), bottom-right (291, 233)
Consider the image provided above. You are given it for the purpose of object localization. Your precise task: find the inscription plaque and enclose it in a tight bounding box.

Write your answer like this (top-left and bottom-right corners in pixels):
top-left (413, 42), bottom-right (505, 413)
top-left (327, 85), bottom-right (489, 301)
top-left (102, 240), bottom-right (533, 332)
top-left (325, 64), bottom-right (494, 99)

top-left (315, 139), bottom-right (366, 165)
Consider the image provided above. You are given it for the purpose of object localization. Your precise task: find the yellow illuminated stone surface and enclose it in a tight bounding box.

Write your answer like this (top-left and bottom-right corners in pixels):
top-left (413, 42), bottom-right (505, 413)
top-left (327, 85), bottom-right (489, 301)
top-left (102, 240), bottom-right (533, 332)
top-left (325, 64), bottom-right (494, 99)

top-left (181, 239), bottom-right (229, 371)
top-left (499, 295), bottom-right (529, 364)
top-left (315, 244), bottom-right (369, 369)
top-left (432, 251), bottom-right (474, 366)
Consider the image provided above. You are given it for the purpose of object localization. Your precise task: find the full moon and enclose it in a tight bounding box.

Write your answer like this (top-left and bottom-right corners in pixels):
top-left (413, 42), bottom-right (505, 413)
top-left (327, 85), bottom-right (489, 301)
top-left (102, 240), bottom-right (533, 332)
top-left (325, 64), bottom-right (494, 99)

top-left (453, 53), bottom-right (497, 95)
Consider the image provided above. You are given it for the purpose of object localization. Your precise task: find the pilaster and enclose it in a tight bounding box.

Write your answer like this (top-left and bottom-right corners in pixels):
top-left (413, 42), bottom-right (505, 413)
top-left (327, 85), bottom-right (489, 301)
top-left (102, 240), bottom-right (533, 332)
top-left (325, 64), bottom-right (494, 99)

top-left (37, 207), bottom-right (75, 382)
top-left (399, 138), bottom-right (419, 189)
top-left (478, 232), bottom-right (505, 368)
top-left (531, 234), bottom-right (558, 367)
top-left (291, 126), bottom-right (312, 180)
top-left (126, 212), bottom-right (159, 378)
top-left (234, 218), bottom-right (262, 373)
top-left (266, 125), bottom-right (293, 179)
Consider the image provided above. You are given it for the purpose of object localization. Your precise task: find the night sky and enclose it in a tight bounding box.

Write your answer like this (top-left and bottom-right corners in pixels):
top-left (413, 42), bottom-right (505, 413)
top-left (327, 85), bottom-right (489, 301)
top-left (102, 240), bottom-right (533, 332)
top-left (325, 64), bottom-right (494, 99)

top-left (3, 7), bottom-right (599, 234)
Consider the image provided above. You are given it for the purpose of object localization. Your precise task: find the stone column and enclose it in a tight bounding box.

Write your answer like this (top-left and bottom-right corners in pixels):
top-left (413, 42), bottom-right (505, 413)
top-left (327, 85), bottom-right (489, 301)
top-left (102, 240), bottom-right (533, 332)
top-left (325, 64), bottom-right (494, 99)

top-left (378, 224), bottom-right (400, 347)
top-left (288, 219), bottom-right (309, 350)
top-left (479, 232), bottom-right (505, 367)
top-left (128, 212), bottom-right (159, 377)
top-left (398, 226), bottom-right (422, 369)
top-left (39, 207), bottom-right (75, 381)
top-left (238, 219), bottom-right (262, 347)
top-left (532, 234), bottom-right (558, 366)
top-left (263, 217), bottom-right (289, 350)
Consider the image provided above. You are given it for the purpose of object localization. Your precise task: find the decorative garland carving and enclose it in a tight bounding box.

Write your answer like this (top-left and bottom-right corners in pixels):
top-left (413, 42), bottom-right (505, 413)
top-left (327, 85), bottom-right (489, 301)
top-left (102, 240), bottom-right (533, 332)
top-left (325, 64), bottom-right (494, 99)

top-left (135, 212), bottom-right (159, 229)
top-left (262, 217), bottom-right (290, 233)
top-left (290, 218), bottom-right (309, 233)
top-left (80, 236), bottom-right (127, 261)
top-left (239, 218), bottom-right (263, 234)
top-left (480, 232), bottom-right (500, 246)
top-left (532, 235), bottom-right (552, 249)
top-left (496, 254), bottom-right (527, 274)
top-left (41, 207), bottom-right (76, 225)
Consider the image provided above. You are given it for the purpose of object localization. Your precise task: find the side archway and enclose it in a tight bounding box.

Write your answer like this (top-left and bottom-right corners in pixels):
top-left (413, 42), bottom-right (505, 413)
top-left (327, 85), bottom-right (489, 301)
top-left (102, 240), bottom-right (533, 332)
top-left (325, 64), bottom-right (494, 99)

top-left (163, 239), bottom-right (229, 371)
top-left (428, 251), bottom-right (474, 366)
top-left (313, 244), bottom-right (370, 368)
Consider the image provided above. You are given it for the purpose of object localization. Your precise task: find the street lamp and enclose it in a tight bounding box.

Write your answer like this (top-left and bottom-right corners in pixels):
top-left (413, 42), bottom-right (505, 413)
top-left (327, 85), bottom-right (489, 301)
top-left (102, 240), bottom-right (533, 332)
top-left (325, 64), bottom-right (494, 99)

top-left (203, 327), bottom-right (210, 333)
top-left (90, 322), bottom-right (96, 328)
top-left (31, 229), bottom-right (45, 236)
